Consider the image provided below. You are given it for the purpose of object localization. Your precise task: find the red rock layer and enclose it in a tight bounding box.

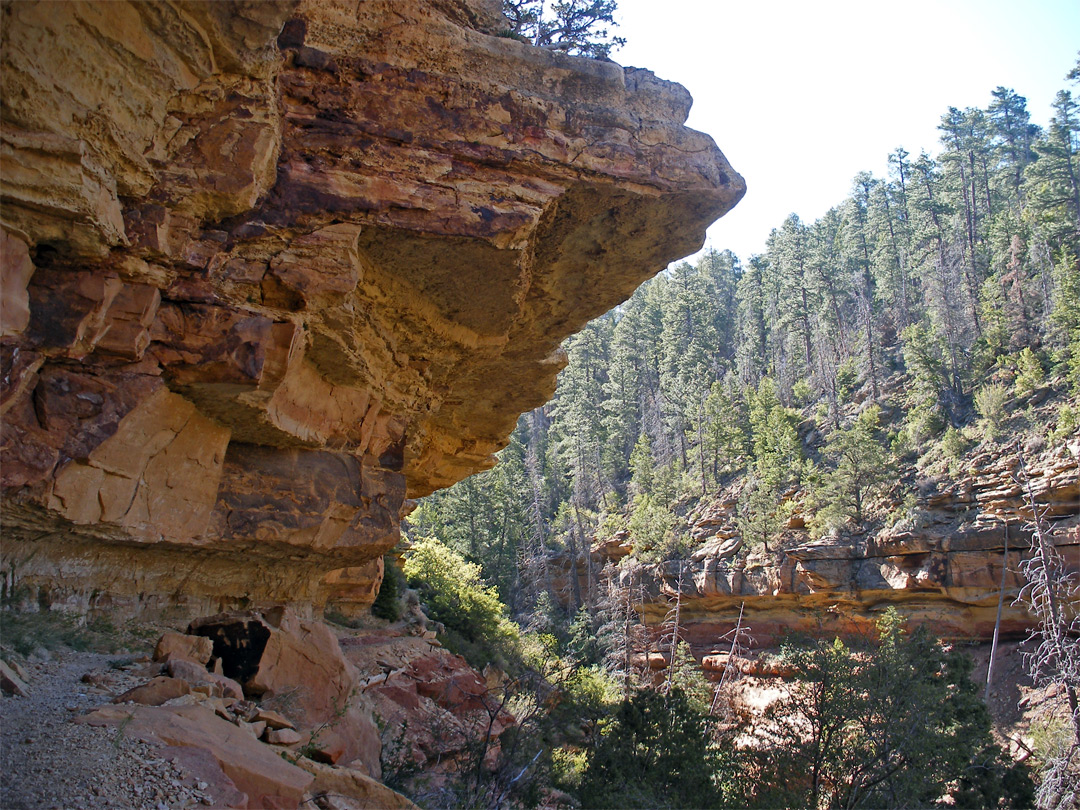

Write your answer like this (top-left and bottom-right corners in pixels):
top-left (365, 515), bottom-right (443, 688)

top-left (0, 0), bottom-right (742, 614)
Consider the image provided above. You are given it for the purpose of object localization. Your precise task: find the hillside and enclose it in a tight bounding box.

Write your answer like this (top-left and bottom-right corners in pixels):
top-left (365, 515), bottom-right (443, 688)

top-left (404, 63), bottom-right (1080, 808)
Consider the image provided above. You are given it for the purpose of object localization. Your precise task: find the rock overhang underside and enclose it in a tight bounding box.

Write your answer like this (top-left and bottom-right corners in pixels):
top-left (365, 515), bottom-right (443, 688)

top-left (0, 0), bottom-right (745, 612)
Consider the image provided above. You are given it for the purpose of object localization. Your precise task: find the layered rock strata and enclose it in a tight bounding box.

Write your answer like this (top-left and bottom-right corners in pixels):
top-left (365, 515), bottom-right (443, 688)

top-left (0, 0), bottom-right (744, 613)
top-left (554, 442), bottom-right (1078, 650)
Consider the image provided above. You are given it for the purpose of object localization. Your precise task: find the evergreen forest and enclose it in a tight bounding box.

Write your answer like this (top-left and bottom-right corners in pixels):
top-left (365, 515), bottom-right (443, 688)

top-left (388, 59), bottom-right (1080, 810)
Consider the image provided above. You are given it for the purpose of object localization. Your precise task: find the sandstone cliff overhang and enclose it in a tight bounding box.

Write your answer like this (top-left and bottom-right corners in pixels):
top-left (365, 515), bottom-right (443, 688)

top-left (0, 0), bottom-right (745, 610)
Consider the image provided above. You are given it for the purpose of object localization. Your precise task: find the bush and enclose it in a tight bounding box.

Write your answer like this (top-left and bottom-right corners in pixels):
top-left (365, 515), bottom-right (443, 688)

top-left (578, 687), bottom-right (723, 809)
top-left (627, 493), bottom-right (681, 562)
top-left (1050, 402), bottom-right (1079, 444)
top-left (740, 610), bottom-right (1032, 809)
top-left (1014, 347), bottom-right (1045, 397)
top-left (835, 358), bottom-right (859, 402)
top-left (974, 382), bottom-right (1010, 439)
top-left (907, 399), bottom-right (946, 443)
top-left (403, 536), bottom-right (521, 669)
top-left (941, 425), bottom-right (969, 460)
top-left (792, 378), bottom-right (814, 407)
top-left (371, 555), bottom-right (404, 621)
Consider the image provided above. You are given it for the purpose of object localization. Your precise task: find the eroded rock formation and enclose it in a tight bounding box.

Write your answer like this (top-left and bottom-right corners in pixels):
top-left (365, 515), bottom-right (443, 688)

top-left (552, 441), bottom-right (1078, 651)
top-left (0, 0), bottom-right (744, 614)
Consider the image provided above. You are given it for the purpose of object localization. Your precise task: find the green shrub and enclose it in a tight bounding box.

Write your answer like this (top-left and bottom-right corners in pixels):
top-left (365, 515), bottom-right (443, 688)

top-left (1050, 402), bottom-right (1079, 444)
top-left (371, 555), bottom-right (405, 621)
top-left (403, 536), bottom-right (520, 669)
top-left (836, 358), bottom-right (859, 402)
top-left (627, 493), bottom-right (681, 562)
top-left (792, 378), bottom-right (814, 407)
top-left (739, 610), bottom-right (1032, 810)
top-left (974, 382), bottom-right (1010, 439)
top-left (907, 399), bottom-right (946, 443)
top-left (1014, 347), bottom-right (1045, 397)
top-left (579, 687), bottom-right (723, 810)
top-left (941, 426), bottom-right (969, 460)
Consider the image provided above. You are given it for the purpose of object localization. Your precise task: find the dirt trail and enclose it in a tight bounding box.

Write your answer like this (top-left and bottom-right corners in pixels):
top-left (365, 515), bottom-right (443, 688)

top-left (1, 651), bottom-right (208, 810)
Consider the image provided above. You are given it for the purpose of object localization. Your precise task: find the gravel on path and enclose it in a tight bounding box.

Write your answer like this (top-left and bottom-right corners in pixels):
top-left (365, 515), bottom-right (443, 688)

top-left (1, 651), bottom-right (215, 810)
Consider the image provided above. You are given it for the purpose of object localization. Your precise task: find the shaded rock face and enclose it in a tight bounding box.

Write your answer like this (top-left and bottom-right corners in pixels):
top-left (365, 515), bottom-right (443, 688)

top-left (0, 0), bottom-right (744, 614)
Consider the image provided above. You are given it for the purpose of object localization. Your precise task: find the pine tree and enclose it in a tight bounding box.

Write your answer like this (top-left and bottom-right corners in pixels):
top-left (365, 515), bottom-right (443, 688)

top-left (812, 405), bottom-right (895, 531)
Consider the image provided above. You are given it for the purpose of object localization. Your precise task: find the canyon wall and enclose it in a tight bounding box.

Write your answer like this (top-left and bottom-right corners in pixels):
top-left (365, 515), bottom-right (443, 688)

top-left (0, 0), bottom-right (744, 615)
top-left (555, 441), bottom-right (1078, 650)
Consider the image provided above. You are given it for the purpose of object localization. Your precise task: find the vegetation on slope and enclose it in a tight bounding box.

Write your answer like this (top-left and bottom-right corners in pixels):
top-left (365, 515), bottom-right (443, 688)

top-left (396, 60), bottom-right (1080, 809)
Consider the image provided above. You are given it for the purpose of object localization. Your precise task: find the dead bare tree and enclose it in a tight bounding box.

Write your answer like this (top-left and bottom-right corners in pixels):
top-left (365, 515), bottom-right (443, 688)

top-left (985, 519), bottom-right (1011, 703)
top-left (1013, 446), bottom-right (1080, 809)
top-left (710, 601), bottom-right (752, 723)
top-left (660, 559), bottom-right (687, 696)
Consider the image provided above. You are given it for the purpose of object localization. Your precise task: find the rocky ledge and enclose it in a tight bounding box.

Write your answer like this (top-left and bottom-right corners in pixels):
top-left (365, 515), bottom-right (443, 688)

top-left (551, 440), bottom-right (1078, 651)
top-left (0, 0), bottom-right (744, 615)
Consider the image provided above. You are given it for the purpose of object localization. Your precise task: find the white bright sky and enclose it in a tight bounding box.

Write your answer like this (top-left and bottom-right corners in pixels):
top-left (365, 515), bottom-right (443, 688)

top-left (608, 0), bottom-right (1080, 262)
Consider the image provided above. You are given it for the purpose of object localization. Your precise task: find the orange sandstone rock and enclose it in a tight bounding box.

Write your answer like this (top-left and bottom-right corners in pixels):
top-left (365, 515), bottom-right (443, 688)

top-left (1, 0), bottom-right (743, 614)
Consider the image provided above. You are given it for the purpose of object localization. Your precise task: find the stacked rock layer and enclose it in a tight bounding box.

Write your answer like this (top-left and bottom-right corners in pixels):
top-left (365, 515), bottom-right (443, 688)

top-left (0, 0), bottom-right (745, 614)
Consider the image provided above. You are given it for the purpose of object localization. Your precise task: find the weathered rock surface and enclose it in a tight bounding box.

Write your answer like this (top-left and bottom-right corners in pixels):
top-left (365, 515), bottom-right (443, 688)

top-left (555, 442), bottom-right (1079, 649)
top-left (154, 630), bottom-right (215, 665)
top-left (341, 631), bottom-right (514, 782)
top-left (82, 702), bottom-right (316, 808)
top-left (188, 608), bottom-right (382, 774)
top-left (113, 675), bottom-right (193, 706)
top-left (297, 758), bottom-right (419, 810)
top-left (1, 0), bottom-right (743, 615)
top-left (0, 659), bottom-right (31, 696)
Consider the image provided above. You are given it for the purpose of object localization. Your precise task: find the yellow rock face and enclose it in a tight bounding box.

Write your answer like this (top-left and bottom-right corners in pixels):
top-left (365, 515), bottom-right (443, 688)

top-left (0, 0), bottom-right (744, 613)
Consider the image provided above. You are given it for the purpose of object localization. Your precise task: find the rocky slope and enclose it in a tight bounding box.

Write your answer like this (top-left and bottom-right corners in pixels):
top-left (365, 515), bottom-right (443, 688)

top-left (2, 610), bottom-right (481, 809)
top-left (0, 0), bottom-right (744, 616)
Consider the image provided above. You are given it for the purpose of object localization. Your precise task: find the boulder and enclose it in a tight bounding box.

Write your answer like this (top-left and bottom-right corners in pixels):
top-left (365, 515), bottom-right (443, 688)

top-left (265, 727), bottom-right (303, 746)
top-left (80, 703), bottom-right (314, 809)
top-left (189, 609), bottom-right (380, 774)
top-left (154, 631), bottom-right (214, 665)
top-left (253, 708), bottom-right (295, 730)
top-left (113, 676), bottom-right (191, 706)
top-left (166, 658), bottom-right (244, 700)
top-left (297, 759), bottom-right (419, 810)
top-left (0, 659), bottom-right (30, 696)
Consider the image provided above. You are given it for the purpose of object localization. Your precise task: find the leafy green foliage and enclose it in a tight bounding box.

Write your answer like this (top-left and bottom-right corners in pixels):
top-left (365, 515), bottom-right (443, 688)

top-left (627, 492), bottom-right (679, 561)
top-left (740, 610), bottom-right (1033, 809)
top-left (1014, 346), bottom-right (1046, 397)
top-left (811, 404), bottom-right (895, 532)
top-left (975, 382), bottom-right (1011, 439)
top-left (502, 0), bottom-right (625, 58)
top-left (402, 536), bottom-right (521, 669)
top-left (371, 555), bottom-right (405, 621)
top-left (579, 687), bottom-right (723, 809)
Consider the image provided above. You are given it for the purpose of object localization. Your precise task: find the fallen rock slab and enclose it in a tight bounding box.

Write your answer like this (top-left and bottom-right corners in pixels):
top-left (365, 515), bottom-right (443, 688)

top-left (266, 727), bottom-right (303, 746)
top-left (298, 759), bottom-right (419, 810)
top-left (154, 631), bottom-right (214, 665)
top-left (81, 703), bottom-right (314, 809)
top-left (189, 609), bottom-right (379, 772)
top-left (113, 676), bottom-right (191, 706)
top-left (166, 658), bottom-right (244, 700)
top-left (253, 707), bottom-right (295, 729)
top-left (0, 660), bottom-right (30, 696)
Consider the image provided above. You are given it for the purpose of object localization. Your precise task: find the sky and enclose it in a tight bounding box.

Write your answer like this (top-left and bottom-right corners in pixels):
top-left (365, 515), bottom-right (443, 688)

top-left (607, 0), bottom-right (1080, 263)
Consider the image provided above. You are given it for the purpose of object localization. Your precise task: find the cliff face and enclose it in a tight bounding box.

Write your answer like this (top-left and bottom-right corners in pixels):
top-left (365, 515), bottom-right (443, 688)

top-left (554, 441), bottom-right (1078, 649)
top-left (0, 0), bottom-right (744, 614)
